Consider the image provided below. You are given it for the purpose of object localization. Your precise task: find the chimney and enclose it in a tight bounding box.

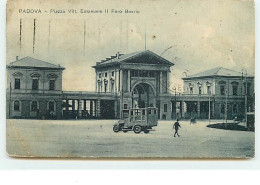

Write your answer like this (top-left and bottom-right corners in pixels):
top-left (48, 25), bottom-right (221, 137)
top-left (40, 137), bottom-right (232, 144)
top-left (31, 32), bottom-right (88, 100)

top-left (117, 52), bottom-right (120, 59)
top-left (16, 56), bottom-right (19, 61)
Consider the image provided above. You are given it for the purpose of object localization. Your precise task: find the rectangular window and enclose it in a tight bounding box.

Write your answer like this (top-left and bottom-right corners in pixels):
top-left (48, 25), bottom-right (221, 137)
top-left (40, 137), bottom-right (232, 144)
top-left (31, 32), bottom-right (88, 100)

top-left (221, 104), bottom-right (225, 114)
top-left (49, 80), bottom-right (55, 90)
top-left (124, 104), bottom-right (127, 109)
top-left (99, 73), bottom-right (101, 78)
top-left (104, 84), bottom-right (107, 92)
top-left (32, 79), bottom-right (39, 90)
top-left (14, 79), bottom-right (20, 89)
top-left (207, 86), bottom-right (211, 94)
top-left (49, 101), bottom-right (55, 112)
top-left (199, 87), bottom-right (202, 95)
top-left (247, 85), bottom-right (250, 95)
top-left (112, 71), bottom-right (114, 76)
top-left (14, 100), bottom-right (20, 111)
top-left (232, 86), bottom-right (238, 95)
top-left (190, 87), bottom-right (193, 94)
top-left (220, 86), bottom-right (225, 95)
top-left (164, 104), bottom-right (167, 112)
top-left (105, 73), bottom-right (107, 77)
top-left (233, 104), bottom-right (237, 113)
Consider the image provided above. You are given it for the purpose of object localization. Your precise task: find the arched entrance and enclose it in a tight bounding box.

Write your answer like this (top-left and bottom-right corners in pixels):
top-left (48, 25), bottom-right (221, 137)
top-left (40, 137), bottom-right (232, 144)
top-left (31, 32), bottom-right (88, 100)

top-left (131, 83), bottom-right (155, 108)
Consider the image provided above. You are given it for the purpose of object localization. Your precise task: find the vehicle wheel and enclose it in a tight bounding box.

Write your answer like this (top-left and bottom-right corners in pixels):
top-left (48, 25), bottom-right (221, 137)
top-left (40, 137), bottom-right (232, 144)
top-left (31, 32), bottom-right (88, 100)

top-left (113, 125), bottom-right (120, 133)
top-left (133, 125), bottom-right (142, 134)
top-left (144, 129), bottom-right (149, 134)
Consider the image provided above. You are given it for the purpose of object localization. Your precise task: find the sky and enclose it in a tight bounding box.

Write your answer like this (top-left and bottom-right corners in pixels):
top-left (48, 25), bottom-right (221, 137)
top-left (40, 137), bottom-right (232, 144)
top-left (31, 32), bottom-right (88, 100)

top-left (6, 0), bottom-right (255, 92)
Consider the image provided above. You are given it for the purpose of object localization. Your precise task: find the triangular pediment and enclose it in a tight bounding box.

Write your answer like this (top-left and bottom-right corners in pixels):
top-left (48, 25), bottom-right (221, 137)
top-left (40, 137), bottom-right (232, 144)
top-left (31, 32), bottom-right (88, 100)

top-left (122, 50), bottom-right (174, 66)
top-left (93, 50), bottom-right (174, 68)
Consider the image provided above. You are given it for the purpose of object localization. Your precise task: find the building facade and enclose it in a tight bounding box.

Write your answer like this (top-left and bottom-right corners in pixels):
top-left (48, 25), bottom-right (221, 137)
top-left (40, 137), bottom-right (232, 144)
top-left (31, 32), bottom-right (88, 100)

top-left (180, 67), bottom-right (254, 119)
top-left (93, 50), bottom-right (174, 120)
top-left (6, 53), bottom-right (254, 121)
top-left (6, 57), bottom-right (65, 119)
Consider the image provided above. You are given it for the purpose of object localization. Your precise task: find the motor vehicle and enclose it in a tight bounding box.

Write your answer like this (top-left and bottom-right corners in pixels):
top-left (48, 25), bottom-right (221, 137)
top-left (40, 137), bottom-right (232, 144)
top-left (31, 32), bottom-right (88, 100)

top-left (113, 107), bottom-right (158, 134)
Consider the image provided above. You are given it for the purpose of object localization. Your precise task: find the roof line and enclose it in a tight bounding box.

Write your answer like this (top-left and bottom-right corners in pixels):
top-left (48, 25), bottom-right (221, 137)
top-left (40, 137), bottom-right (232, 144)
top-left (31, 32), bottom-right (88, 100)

top-left (8, 56), bottom-right (64, 69)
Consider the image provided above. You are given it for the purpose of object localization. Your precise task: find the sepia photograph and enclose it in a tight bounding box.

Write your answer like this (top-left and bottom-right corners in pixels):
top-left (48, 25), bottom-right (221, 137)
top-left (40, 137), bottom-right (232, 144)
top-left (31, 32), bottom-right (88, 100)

top-left (6, 0), bottom-right (255, 158)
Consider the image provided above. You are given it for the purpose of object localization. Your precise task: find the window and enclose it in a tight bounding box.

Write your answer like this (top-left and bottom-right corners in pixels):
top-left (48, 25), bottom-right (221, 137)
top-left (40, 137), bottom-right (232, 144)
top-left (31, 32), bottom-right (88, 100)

top-left (32, 79), bottom-right (39, 90)
top-left (142, 109), bottom-right (146, 115)
top-left (221, 104), bottom-right (225, 114)
top-left (124, 104), bottom-right (128, 109)
top-left (15, 79), bottom-right (20, 89)
top-left (49, 80), bottom-right (55, 90)
top-left (220, 86), bottom-right (225, 95)
top-left (14, 100), bottom-right (20, 111)
top-left (105, 73), bottom-right (107, 77)
top-left (233, 104), bottom-right (237, 113)
top-left (104, 84), bottom-right (107, 92)
top-left (49, 101), bottom-right (55, 112)
top-left (98, 83), bottom-right (101, 92)
top-left (207, 86), bottom-right (211, 94)
top-left (190, 87), bottom-right (193, 94)
top-left (99, 73), bottom-right (101, 78)
top-left (232, 86), bottom-right (238, 95)
top-left (164, 104), bottom-right (167, 112)
top-left (111, 83), bottom-right (114, 93)
top-left (112, 71), bottom-right (114, 76)
top-left (31, 101), bottom-right (38, 111)
top-left (199, 87), bottom-right (202, 95)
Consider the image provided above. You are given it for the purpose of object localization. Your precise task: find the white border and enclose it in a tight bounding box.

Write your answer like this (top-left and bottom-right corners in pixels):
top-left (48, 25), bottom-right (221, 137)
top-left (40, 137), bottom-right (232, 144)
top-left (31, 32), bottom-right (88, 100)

top-left (0, 0), bottom-right (260, 171)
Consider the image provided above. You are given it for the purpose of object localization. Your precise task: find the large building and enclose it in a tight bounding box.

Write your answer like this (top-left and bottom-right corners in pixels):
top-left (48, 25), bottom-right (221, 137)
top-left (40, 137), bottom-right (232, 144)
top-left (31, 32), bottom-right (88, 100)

top-left (6, 52), bottom-right (254, 121)
top-left (93, 50), bottom-right (174, 120)
top-left (6, 56), bottom-right (65, 119)
top-left (180, 67), bottom-right (254, 119)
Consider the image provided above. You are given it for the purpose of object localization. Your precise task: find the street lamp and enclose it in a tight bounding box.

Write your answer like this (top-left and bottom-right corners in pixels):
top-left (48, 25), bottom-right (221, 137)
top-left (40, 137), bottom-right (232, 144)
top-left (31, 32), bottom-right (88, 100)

top-left (242, 69), bottom-right (248, 124)
top-left (206, 81), bottom-right (211, 123)
top-left (173, 86), bottom-right (177, 119)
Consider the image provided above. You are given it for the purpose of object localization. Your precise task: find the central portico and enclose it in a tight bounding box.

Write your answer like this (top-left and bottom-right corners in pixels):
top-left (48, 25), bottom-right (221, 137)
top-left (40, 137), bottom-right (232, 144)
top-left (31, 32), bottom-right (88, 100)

top-left (93, 50), bottom-right (174, 119)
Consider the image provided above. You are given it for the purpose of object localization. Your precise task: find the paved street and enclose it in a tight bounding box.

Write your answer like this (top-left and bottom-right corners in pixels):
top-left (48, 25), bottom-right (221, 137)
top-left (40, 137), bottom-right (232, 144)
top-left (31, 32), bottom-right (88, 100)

top-left (6, 119), bottom-right (254, 158)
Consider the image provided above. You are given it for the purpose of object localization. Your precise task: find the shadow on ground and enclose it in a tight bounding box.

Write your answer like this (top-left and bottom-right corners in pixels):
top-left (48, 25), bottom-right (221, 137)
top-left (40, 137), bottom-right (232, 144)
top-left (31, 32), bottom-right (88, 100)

top-left (207, 122), bottom-right (250, 131)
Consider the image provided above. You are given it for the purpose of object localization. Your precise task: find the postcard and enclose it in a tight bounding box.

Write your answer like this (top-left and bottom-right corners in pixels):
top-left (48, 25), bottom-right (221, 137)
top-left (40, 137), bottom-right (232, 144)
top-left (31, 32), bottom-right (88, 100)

top-left (6, 0), bottom-right (255, 158)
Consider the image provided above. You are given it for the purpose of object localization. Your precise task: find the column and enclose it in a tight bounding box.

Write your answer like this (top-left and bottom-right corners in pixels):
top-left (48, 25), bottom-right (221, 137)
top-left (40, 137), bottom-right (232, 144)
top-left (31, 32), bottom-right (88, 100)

top-left (96, 99), bottom-right (101, 118)
top-left (167, 71), bottom-right (170, 93)
top-left (90, 100), bottom-right (93, 116)
top-left (197, 100), bottom-right (200, 118)
top-left (128, 69), bottom-right (131, 92)
top-left (66, 100), bottom-right (69, 111)
top-left (180, 101), bottom-right (185, 119)
top-left (212, 100), bottom-right (215, 119)
top-left (160, 71), bottom-right (162, 93)
top-left (120, 70), bottom-right (123, 92)
top-left (77, 99), bottom-right (81, 119)
top-left (114, 100), bottom-right (118, 118)
top-left (72, 100), bottom-right (75, 118)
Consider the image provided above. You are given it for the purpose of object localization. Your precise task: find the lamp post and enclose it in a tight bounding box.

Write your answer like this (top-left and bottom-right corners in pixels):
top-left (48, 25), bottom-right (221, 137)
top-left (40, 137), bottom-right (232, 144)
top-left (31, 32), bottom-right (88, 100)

top-left (173, 86), bottom-right (177, 119)
top-left (9, 82), bottom-right (12, 119)
top-left (242, 69), bottom-right (248, 125)
top-left (197, 82), bottom-right (202, 119)
top-left (206, 81), bottom-right (211, 124)
top-left (225, 87), bottom-right (228, 123)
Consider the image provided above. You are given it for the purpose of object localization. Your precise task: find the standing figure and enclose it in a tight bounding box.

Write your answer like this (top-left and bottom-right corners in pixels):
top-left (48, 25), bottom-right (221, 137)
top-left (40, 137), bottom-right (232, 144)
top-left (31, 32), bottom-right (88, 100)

top-left (173, 119), bottom-right (181, 137)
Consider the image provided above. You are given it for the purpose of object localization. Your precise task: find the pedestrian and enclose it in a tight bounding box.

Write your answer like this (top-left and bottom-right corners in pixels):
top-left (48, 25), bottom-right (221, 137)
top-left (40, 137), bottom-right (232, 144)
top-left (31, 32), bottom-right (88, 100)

top-left (190, 116), bottom-right (196, 124)
top-left (173, 119), bottom-right (181, 137)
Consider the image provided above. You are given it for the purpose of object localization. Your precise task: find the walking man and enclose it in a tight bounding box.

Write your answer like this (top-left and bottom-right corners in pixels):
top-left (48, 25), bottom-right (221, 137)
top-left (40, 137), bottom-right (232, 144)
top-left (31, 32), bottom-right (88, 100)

top-left (173, 119), bottom-right (181, 137)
